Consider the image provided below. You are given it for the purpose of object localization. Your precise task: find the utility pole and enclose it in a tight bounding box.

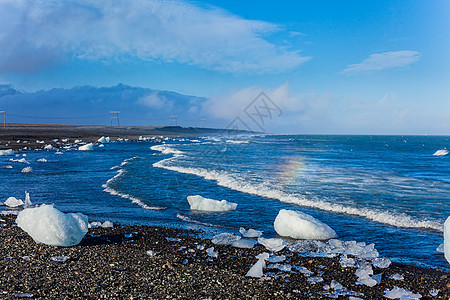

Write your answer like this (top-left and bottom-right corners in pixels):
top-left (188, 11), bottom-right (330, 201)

top-left (110, 111), bottom-right (120, 126)
top-left (0, 111), bottom-right (5, 128)
top-left (169, 116), bottom-right (177, 126)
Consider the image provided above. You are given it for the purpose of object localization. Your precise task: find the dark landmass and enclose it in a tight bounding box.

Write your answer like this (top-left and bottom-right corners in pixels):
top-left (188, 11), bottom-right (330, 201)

top-left (0, 124), bottom-right (255, 150)
top-left (0, 215), bottom-right (448, 299)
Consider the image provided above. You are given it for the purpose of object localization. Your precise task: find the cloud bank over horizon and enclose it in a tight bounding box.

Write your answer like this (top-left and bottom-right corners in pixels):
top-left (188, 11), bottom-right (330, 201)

top-left (0, 0), bottom-right (309, 74)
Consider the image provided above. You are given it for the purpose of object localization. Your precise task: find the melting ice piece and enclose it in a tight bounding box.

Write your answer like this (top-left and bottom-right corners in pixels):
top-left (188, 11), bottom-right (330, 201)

top-left (239, 227), bottom-right (263, 238)
top-left (4, 197), bottom-right (24, 208)
top-left (258, 237), bottom-right (287, 252)
top-left (231, 238), bottom-right (255, 249)
top-left (307, 276), bottom-right (324, 284)
top-left (429, 289), bottom-right (439, 297)
top-left (97, 136), bottom-right (110, 144)
top-left (187, 195), bottom-right (237, 212)
top-left (21, 167), bottom-right (33, 173)
top-left (267, 263), bottom-right (292, 272)
top-left (0, 149), bottom-right (14, 156)
top-left (372, 257), bottom-right (391, 268)
top-left (37, 158), bottom-right (47, 162)
top-left (16, 204), bottom-right (88, 247)
top-left (101, 221), bottom-right (113, 228)
top-left (44, 144), bottom-right (54, 150)
top-left (51, 256), bottom-right (68, 262)
top-left (340, 255), bottom-right (356, 268)
top-left (206, 247), bottom-right (218, 258)
top-left (212, 233), bottom-right (240, 245)
top-left (296, 266), bottom-right (314, 277)
top-left (88, 221), bottom-right (102, 229)
top-left (245, 252), bottom-right (269, 278)
top-left (436, 244), bottom-right (444, 253)
top-left (146, 250), bottom-right (156, 257)
top-left (384, 287), bottom-right (422, 299)
top-left (24, 192), bottom-right (32, 208)
top-left (78, 143), bottom-right (94, 151)
top-left (433, 149), bottom-right (449, 156)
top-left (274, 209), bottom-right (337, 240)
top-left (390, 273), bottom-right (404, 280)
top-left (13, 293), bottom-right (33, 298)
top-left (444, 216), bottom-right (450, 264)
top-left (267, 254), bottom-right (286, 263)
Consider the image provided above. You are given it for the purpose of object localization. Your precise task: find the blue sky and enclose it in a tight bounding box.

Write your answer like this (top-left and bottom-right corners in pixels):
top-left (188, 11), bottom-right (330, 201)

top-left (0, 0), bottom-right (449, 134)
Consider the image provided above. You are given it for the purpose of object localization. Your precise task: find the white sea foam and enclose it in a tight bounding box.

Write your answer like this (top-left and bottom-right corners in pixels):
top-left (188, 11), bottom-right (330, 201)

top-left (433, 149), bottom-right (449, 156)
top-left (150, 145), bottom-right (184, 155)
top-left (102, 156), bottom-right (165, 211)
top-left (153, 159), bottom-right (444, 232)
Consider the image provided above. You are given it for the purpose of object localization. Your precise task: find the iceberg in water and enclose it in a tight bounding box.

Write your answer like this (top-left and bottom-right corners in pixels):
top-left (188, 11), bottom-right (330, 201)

top-left (0, 149), bottom-right (14, 156)
top-left (78, 143), bottom-right (94, 151)
top-left (433, 149), bottom-right (449, 156)
top-left (187, 195), bottom-right (237, 212)
top-left (444, 216), bottom-right (450, 264)
top-left (5, 197), bottom-right (24, 208)
top-left (274, 209), bottom-right (337, 240)
top-left (16, 204), bottom-right (88, 247)
top-left (97, 136), bottom-right (110, 144)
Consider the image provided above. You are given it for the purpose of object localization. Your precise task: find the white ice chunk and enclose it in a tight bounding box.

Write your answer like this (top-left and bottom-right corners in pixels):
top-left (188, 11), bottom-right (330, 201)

top-left (21, 167), bottom-right (32, 173)
top-left (1, 165), bottom-right (13, 169)
top-left (78, 143), bottom-right (94, 151)
top-left (51, 256), bottom-right (68, 262)
top-left (429, 289), bottom-right (439, 297)
top-left (245, 252), bottom-right (269, 278)
top-left (356, 276), bottom-right (377, 287)
top-left (296, 266), bottom-right (314, 277)
top-left (0, 149), bottom-right (14, 156)
top-left (267, 263), bottom-right (292, 272)
top-left (101, 221), bottom-right (113, 228)
top-left (146, 250), bottom-right (156, 257)
top-left (355, 265), bottom-right (373, 278)
top-left (267, 254), bottom-right (286, 263)
top-left (37, 158), bottom-right (47, 162)
top-left (239, 227), bottom-right (263, 238)
top-left (339, 255), bottom-right (356, 268)
top-left (390, 273), bottom-right (404, 280)
top-left (99, 144), bottom-right (105, 148)
top-left (444, 216), bottom-right (450, 264)
top-left (206, 247), bottom-right (218, 258)
top-left (44, 144), bottom-right (54, 150)
top-left (24, 192), bottom-right (32, 208)
top-left (88, 221), bottom-right (102, 228)
top-left (372, 257), bottom-right (391, 268)
top-left (74, 139), bottom-right (82, 144)
top-left (372, 273), bottom-right (382, 284)
top-left (307, 276), bottom-right (324, 284)
top-left (433, 149), bottom-right (449, 156)
top-left (231, 238), bottom-right (255, 249)
top-left (5, 197), bottom-right (24, 207)
top-left (274, 209), bottom-right (337, 240)
top-left (17, 158), bottom-right (30, 164)
top-left (16, 204), bottom-right (88, 247)
top-left (187, 195), bottom-right (237, 212)
top-left (384, 287), bottom-right (422, 299)
top-left (212, 233), bottom-right (241, 245)
top-left (97, 136), bottom-right (110, 144)
top-left (257, 237), bottom-right (287, 252)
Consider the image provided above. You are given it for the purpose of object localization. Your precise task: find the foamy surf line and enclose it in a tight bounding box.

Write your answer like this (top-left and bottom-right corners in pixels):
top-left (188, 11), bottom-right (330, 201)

top-left (103, 156), bottom-right (165, 211)
top-left (151, 147), bottom-right (443, 232)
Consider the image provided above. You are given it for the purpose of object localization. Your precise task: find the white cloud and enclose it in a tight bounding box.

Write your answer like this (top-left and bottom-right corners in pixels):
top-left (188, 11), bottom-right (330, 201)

top-left (341, 51), bottom-right (421, 74)
top-left (137, 92), bottom-right (171, 109)
top-left (0, 0), bottom-right (309, 73)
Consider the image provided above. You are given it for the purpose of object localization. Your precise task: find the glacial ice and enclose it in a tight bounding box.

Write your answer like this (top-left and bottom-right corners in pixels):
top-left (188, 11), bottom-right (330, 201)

top-left (239, 227), bottom-right (263, 238)
top-left (267, 263), bottom-right (292, 272)
top-left (24, 192), bottom-right (32, 208)
top-left (146, 250), bottom-right (156, 257)
top-left (429, 289), bottom-right (439, 297)
top-left (245, 252), bottom-right (269, 278)
top-left (274, 209), bottom-right (337, 240)
top-left (433, 149), bottom-right (449, 156)
top-left (101, 221), bottom-right (113, 228)
top-left (384, 287), bottom-right (422, 299)
top-left (44, 144), bottom-right (54, 150)
top-left (231, 238), bottom-right (255, 249)
top-left (51, 256), bottom-right (68, 262)
top-left (98, 136), bottom-right (110, 144)
top-left (78, 143), bottom-right (94, 151)
top-left (355, 265), bottom-right (378, 287)
top-left (0, 149), bottom-right (14, 156)
top-left (5, 197), bottom-right (24, 207)
top-left (257, 237), bottom-right (287, 252)
top-left (21, 167), bottom-right (33, 173)
top-left (390, 273), bottom-right (404, 280)
top-left (206, 247), bottom-right (218, 258)
top-left (372, 257), bottom-right (391, 268)
top-left (16, 204), bottom-right (88, 247)
top-left (444, 216), bottom-right (450, 264)
top-left (212, 233), bottom-right (241, 245)
top-left (267, 254), bottom-right (286, 263)
top-left (340, 255), bottom-right (356, 268)
top-left (187, 195), bottom-right (237, 212)
top-left (307, 276), bottom-right (324, 284)
top-left (37, 158), bottom-right (47, 162)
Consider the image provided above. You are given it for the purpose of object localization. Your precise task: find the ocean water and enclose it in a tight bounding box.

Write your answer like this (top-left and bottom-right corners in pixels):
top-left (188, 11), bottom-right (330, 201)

top-left (1, 135), bottom-right (449, 270)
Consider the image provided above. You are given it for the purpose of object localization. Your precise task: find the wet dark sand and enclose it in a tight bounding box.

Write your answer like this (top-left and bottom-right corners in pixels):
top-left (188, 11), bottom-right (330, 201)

top-left (0, 215), bottom-right (448, 299)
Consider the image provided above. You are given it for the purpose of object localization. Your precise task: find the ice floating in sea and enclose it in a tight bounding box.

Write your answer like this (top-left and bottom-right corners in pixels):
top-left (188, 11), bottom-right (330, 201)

top-left (101, 221), bottom-right (113, 228)
top-left (206, 247), bottom-right (218, 258)
top-left (436, 243), bottom-right (444, 253)
top-left (433, 149), bottom-right (449, 156)
top-left (21, 167), bottom-right (32, 173)
top-left (390, 273), bottom-right (404, 280)
top-left (187, 195), bottom-right (237, 212)
top-left (212, 233), bottom-right (240, 245)
top-left (74, 139), bottom-right (82, 144)
top-left (99, 144), bottom-right (104, 148)
top-left (51, 256), bottom-right (68, 263)
top-left (16, 204), bottom-right (88, 247)
top-left (0, 149), bottom-right (14, 156)
top-left (245, 252), bottom-right (269, 278)
top-left (239, 227), bottom-right (263, 238)
top-left (97, 136), bottom-right (110, 144)
top-left (78, 143), bottom-right (94, 151)
top-left (267, 254), bottom-right (286, 263)
top-left (274, 209), bottom-right (337, 240)
top-left (231, 238), bottom-right (255, 249)
top-left (372, 257), bottom-right (391, 268)
top-left (24, 192), bottom-right (32, 208)
top-left (258, 237), bottom-right (287, 252)
top-left (444, 216), bottom-right (450, 264)
top-left (4, 197), bottom-right (24, 207)
top-left (384, 287), bottom-right (422, 299)
top-left (1, 165), bottom-right (13, 169)
top-left (10, 158), bottom-right (30, 164)
top-left (37, 158), bottom-right (47, 162)
top-left (44, 144), bottom-right (54, 150)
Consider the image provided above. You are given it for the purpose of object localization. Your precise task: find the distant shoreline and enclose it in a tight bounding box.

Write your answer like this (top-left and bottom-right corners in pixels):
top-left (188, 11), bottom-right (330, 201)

top-left (0, 123), bottom-right (253, 150)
